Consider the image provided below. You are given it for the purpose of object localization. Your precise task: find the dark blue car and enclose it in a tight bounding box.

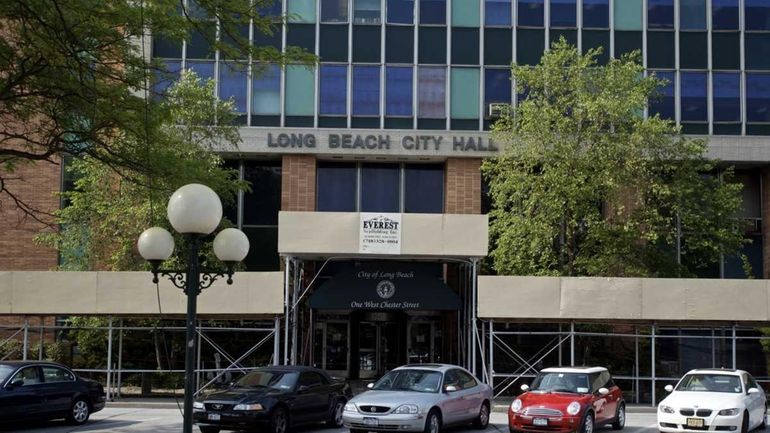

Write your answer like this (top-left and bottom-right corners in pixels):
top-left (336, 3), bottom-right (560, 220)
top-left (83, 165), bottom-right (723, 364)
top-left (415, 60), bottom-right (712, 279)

top-left (0, 361), bottom-right (105, 426)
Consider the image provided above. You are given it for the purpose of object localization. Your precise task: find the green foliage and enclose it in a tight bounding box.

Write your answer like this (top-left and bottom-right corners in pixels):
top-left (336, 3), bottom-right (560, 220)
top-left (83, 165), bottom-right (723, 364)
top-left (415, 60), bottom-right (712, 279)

top-left (37, 71), bottom-right (247, 271)
top-left (482, 40), bottom-right (745, 277)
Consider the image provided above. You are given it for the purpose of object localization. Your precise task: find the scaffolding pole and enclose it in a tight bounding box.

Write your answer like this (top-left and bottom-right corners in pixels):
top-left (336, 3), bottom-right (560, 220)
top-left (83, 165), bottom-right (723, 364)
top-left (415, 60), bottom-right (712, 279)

top-left (471, 260), bottom-right (478, 377)
top-left (106, 317), bottom-right (113, 401)
top-left (651, 323), bottom-right (656, 407)
top-left (273, 317), bottom-right (281, 366)
top-left (283, 256), bottom-right (291, 365)
top-left (22, 319), bottom-right (28, 361)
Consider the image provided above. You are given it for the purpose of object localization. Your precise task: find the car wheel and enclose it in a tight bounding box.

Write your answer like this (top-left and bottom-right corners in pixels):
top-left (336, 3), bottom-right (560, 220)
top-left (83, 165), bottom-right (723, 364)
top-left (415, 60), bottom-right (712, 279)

top-left (424, 409), bottom-right (442, 433)
top-left (741, 411), bottom-right (749, 433)
top-left (327, 399), bottom-right (345, 427)
top-left (612, 403), bottom-right (626, 430)
top-left (199, 427), bottom-right (220, 433)
top-left (581, 412), bottom-right (594, 433)
top-left (271, 407), bottom-right (289, 433)
top-left (66, 398), bottom-right (90, 425)
top-left (473, 401), bottom-right (490, 429)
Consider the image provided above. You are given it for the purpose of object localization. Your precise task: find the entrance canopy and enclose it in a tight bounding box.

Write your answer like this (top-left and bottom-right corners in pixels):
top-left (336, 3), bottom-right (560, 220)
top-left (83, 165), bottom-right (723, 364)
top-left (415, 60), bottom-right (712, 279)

top-left (310, 262), bottom-right (461, 310)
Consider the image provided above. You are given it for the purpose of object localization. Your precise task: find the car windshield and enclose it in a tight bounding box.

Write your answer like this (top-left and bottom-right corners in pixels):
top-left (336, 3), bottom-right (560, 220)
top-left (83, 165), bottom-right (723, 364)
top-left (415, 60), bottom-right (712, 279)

top-left (676, 374), bottom-right (742, 394)
top-left (0, 365), bottom-right (15, 384)
top-left (372, 369), bottom-right (442, 393)
top-left (531, 372), bottom-right (591, 394)
top-left (234, 371), bottom-right (299, 390)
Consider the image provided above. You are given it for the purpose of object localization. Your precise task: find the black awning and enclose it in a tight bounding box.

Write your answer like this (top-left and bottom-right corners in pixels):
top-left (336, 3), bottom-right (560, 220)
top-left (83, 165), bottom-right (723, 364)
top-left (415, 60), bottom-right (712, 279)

top-left (309, 262), bottom-right (461, 311)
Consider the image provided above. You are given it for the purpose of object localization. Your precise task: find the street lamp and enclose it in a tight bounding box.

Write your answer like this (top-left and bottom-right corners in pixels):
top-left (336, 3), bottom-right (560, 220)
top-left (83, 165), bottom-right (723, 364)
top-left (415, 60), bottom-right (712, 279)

top-left (137, 183), bottom-right (249, 433)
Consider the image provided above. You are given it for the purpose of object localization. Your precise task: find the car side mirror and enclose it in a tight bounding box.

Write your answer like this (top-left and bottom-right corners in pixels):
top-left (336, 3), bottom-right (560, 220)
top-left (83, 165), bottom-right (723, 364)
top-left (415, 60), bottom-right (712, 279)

top-left (598, 388), bottom-right (609, 396)
top-left (297, 385), bottom-right (310, 393)
top-left (367, 383), bottom-right (374, 389)
top-left (748, 387), bottom-right (760, 394)
top-left (520, 384), bottom-right (530, 392)
top-left (444, 385), bottom-right (458, 393)
top-left (664, 385), bottom-right (674, 393)
top-left (6, 379), bottom-right (23, 389)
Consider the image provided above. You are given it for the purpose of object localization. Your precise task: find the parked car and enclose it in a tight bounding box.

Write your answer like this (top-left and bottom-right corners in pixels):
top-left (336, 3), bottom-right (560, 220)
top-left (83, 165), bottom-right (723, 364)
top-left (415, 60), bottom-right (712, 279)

top-left (658, 368), bottom-right (767, 433)
top-left (509, 366), bottom-right (625, 433)
top-left (193, 365), bottom-right (352, 433)
top-left (342, 364), bottom-right (493, 433)
top-left (0, 360), bottom-right (105, 426)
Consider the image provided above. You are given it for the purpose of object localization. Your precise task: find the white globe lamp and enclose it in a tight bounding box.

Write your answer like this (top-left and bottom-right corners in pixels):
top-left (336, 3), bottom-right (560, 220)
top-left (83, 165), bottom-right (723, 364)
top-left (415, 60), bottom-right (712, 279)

top-left (167, 183), bottom-right (223, 235)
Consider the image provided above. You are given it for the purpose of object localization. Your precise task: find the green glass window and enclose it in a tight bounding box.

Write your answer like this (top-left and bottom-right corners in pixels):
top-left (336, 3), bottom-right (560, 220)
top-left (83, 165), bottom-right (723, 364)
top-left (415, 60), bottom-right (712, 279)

top-left (285, 66), bottom-right (315, 116)
top-left (516, 28), bottom-right (544, 65)
top-left (288, 0), bottom-right (316, 22)
top-left (287, 23), bottom-right (316, 52)
top-left (614, 0), bottom-right (643, 31)
top-left (452, 0), bottom-right (480, 27)
top-left (451, 68), bottom-right (480, 119)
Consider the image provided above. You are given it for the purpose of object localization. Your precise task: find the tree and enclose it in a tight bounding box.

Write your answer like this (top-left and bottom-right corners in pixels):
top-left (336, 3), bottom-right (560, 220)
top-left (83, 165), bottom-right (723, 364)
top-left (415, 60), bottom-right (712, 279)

top-left (482, 40), bottom-right (745, 278)
top-left (38, 70), bottom-right (246, 271)
top-left (0, 0), bottom-right (312, 222)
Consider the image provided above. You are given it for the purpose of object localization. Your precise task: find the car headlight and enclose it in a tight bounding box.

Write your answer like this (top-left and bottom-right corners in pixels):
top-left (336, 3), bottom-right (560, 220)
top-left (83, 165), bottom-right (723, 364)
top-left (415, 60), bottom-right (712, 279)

top-left (394, 404), bottom-right (420, 414)
top-left (718, 408), bottom-right (740, 416)
top-left (659, 405), bottom-right (675, 414)
top-left (193, 402), bottom-right (205, 410)
top-left (233, 403), bottom-right (264, 411)
top-left (567, 401), bottom-right (581, 416)
top-left (344, 403), bottom-right (357, 412)
top-left (511, 399), bottom-right (522, 413)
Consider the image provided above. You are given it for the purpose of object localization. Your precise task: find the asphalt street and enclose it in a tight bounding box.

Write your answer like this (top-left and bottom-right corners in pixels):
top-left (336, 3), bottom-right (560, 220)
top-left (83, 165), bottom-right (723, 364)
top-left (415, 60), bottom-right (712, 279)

top-left (0, 409), bottom-right (672, 433)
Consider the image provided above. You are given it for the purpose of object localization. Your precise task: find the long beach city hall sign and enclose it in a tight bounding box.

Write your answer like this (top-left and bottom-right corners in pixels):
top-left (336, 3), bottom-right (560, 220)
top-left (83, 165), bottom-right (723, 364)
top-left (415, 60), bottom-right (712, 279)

top-left (234, 128), bottom-right (502, 157)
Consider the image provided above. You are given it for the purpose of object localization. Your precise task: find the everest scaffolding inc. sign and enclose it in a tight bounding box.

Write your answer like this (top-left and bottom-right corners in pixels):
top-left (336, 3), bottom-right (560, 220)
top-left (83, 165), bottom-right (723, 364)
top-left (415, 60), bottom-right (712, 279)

top-left (359, 213), bottom-right (402, 254)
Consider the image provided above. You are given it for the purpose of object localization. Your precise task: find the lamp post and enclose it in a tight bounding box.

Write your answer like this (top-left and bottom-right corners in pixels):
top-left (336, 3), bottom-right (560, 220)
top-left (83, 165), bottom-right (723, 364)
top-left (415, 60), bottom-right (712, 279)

top-left (137, 184), bottom-right (249, 433)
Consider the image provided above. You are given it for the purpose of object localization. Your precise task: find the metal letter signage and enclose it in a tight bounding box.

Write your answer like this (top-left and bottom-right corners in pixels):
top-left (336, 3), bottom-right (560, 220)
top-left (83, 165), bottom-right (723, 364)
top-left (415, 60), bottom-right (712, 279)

top-left (359, 213), bottom-right (402, 254)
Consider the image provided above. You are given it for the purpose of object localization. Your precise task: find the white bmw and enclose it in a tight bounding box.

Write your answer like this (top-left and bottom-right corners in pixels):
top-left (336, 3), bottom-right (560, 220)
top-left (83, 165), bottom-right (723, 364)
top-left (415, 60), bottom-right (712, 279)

top-left (658, 369), bottom-right (767, 433)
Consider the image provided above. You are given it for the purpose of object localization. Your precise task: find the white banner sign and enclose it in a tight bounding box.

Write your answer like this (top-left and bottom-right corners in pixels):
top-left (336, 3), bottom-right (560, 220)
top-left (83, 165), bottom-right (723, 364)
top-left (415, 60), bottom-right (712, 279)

top-left (359, 213), bottom-right (402, 254)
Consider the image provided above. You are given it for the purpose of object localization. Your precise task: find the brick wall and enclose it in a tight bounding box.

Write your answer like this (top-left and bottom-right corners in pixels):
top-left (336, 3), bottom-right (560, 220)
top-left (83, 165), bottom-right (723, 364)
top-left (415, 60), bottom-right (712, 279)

top-left (281, 155), bottom-right (316, 211)
top-left (0, 159), bottom-right (60, 270)
top-left (445, 158), bottom-right (482, 214)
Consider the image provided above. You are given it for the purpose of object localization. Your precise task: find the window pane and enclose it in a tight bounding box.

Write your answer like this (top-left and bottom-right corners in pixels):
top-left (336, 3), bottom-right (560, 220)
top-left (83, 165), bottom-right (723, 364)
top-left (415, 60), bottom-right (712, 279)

top-left (353, 26), bottom-right (382, 62)
top-left (614, 0), bottom-right (642, 30)
top-left (452, 28), bottom-right (480, 64)
top-left (388, 0), bottom-right (415, 23)
top-left (518, 0), bottom-right (544, 26)
top-left (153, 61), bottom-right (182, 98)
top-left (746, 74), bottom-right (770, 122)
top-left (320, 65), bottom-right (348, 115)
top-left (355, 0), bottom-right (382, 24)
top-left (485, 68), bottom-right (511, 106)
top-left (386, 66), bottom-right (414, 116)
top-left (405, 165), bottom-right (444, 213)
top-left (317, 163), bottom-right (357, 211)
top-left (485, 0), bottom-right (512, 26)
top-left (287, 23), bottom-right (316, 51)
top-left (680, 72), bottom-right (707, 122)
top-left (420, 0), bottom-right (446, 24)
top-left (647, 31), bottom-right (675, 69)
top-left (243, 227), bottom-right (279, 271)
top-left (153, 35), bottom-right (182, 58)
top-left (746, 0), bottom-right (770, 31)
top-left (259, 0), bottom-right (282, 16)
top-left (452, 0), bottom-right (480, 27)
top-left (551, 0), bottom-right (576, 27)
top-left (746, 33), bottom-right (770, 71)
top-left (187, 23), bottom-right (216, 59)
top-left (649, 71), bottom-right (675, 120)
top-left (451, 68), bottom-right (480, 119)
top-left (186, 61), bottom-right (215, 83)
top-left (713, 72), bottom-right (741, 122)
top-left (219, 62), bottom-right (248, 113)
top-left (582, 0), bottom-right (608, 28)
top-left (516, 28), bottom-right (545, 65)
top-left (386, 26), bottom-right (415, 62)
top-left (680, 32), bottom-right (707, 70)
top-left (320, 25), bottom-right (349, 62)
top-left (285, 65), bottom-right (315, 116)
top-left (484, 28), bottom-right (513, 65)
top-left (648, 0), bottom-right (674, 29)
top-left (680, 0), bottom-right (706, 30)
top-left (712, 32), bottom-right (740, 70)
top-left (243, 162), bottom-right (281, 225)
top-left (352, 66), bottom-right (381, 116)
top-left (582, 30), bottom-right (610, 64)
top-left (322, 0), bottom-right (348, 22)
top-left (713, 0), bottom-right (739, 30)
top-left (288, 0), bottom-right (317, 22)
top-left (418, 67), bottom-right (446, 118)
top-left (419, 27), bottom-right (447, 64)
top-left (361, 164), bottom-right (401, 212)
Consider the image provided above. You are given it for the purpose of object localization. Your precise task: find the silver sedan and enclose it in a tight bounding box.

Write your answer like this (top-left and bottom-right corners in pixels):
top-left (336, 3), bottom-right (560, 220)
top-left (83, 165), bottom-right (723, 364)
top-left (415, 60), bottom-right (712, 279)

top-left (342, 364), bottom-right (492, 433)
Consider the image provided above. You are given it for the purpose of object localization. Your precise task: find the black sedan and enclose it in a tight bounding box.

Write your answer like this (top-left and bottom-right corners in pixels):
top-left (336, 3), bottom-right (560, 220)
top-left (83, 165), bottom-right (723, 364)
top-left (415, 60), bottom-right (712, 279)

top-left (194, 366), bottom-right (352, 433)
top-left (0, 361), bottom-right (105, 426)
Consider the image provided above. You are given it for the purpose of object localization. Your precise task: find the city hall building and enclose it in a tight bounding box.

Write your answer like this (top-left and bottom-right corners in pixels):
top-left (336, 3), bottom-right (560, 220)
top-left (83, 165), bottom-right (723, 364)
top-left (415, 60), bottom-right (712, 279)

top-left (3, 0), bottom-right (770, 405)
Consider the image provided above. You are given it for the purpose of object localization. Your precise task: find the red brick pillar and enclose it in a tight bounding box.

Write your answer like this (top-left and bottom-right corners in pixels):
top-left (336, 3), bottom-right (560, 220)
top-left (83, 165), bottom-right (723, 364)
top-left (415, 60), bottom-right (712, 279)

top-left (445, 158), bottom-right (482, 214)
top-left (281, 155), bottom-right (316, 212)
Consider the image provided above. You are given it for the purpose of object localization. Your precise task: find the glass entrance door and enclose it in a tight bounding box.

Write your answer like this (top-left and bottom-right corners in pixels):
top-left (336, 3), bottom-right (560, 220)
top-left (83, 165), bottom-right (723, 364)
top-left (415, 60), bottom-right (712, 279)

top-left (408, 322), bottom-right (435, 364)
top-left (358, 322), bottom-right (402, 378)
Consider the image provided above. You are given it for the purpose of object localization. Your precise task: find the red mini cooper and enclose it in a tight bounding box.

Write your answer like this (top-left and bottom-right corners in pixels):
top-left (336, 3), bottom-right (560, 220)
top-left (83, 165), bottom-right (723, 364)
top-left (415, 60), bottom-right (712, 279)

top-left (509, 367), bottom-right (625, 433)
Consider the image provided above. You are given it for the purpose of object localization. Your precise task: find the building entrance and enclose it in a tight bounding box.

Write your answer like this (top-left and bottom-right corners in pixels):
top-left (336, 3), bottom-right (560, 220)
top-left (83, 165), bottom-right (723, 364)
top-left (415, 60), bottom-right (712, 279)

top-left (358, 321), bottom-right (400, 378)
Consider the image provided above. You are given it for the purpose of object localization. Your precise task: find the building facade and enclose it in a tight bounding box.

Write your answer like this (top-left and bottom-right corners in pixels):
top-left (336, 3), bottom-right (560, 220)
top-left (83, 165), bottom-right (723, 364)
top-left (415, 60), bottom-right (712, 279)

top-left (2, 0), bottom-right (770, 405)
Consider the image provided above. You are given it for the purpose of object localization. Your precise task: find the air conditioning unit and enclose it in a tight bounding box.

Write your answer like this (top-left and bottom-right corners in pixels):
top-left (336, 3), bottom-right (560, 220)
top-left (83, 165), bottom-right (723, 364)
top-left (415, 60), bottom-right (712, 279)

top-left (487, 103), bottom-right (509, 119)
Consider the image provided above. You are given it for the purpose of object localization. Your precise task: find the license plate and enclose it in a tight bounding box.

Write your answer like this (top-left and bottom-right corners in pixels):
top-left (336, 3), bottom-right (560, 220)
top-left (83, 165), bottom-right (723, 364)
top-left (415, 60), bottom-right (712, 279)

top-left (208, 413), bottom-right (221, 421)
top-left (533, 418), bottom-right (548, 426)
top-left (686, 418), bottom-right (704, 428)
top-left (363, 417), bottom-right (379, 426)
